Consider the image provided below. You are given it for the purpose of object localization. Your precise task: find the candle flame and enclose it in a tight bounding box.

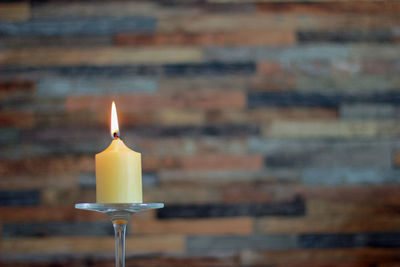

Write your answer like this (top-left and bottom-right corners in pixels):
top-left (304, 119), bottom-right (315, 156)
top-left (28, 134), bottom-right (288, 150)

top-left (111, 101), bottom-right (119, 139)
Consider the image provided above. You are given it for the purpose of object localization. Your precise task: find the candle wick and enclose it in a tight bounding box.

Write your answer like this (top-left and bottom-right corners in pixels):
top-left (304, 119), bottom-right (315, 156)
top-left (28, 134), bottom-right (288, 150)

top-left (113, 132), bottom-right (120, 139)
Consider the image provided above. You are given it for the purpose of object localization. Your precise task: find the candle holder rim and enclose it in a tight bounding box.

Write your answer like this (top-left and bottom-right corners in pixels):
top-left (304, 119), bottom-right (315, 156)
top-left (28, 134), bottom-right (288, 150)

top-left (75, 202), bottom-right (164, 212)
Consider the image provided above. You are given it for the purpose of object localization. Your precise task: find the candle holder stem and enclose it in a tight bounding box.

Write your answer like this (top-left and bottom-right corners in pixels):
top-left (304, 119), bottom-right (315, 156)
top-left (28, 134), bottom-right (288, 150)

top-left (75, 203), bottom-right (163, 267)
top-left (112, 218), bottom-right (128, 267)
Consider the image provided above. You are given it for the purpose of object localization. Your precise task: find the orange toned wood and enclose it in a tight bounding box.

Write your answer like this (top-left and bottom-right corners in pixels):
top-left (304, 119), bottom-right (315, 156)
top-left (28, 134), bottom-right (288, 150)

top-left (0, 174), bottom-right (78, 191)
top-left (0, 2), bottom-right (30, 22)
top-left (35, 112), bottom-right (107, 128)
top-left (392, 151), bottom-right (400, 168)
top-left (118, 255), bottom-right (238, 267)
top-left (0, 112), bottom-right (34, 129)
top-left (378, 263), bottom-right (400, 267)
top-left (115, 30), bottom-right (295, 46)
top-left (155, 109), bottom-right (205, 126)
top-left (249, 75), bottom-right (296, 91)
top-left (301, 185), bottom-right (400, 205)
top-left (0, 206), bottom-right (75, 223)
top-left (66, 95), bottom-right (158, 113)
top-left (0, 80), bottom-right (35, 100)
top-left (221, 182), bottom-right (275, 203)
top-left (257, 62), bottom-right (283, 75)
top-left (1, 156), bottom-right (94, 177)
top-left (142, 155), bottom-right (181, 172)
top-left (181, 155), bottom-right (263, 170)
top-left (307, 199), bottom-right (400, 217)
top-left (240, 248), bottom-right (400, 266)
top-left (256, 215), bottom-right (400, 234)
top-left (0, 205), bottom-right (139, 222)
top-left (256, 1), bottom-right (400, 14)
top-left (66, 92), bottom-right (245, 112)
top-left (166, 91), bottom-right (246, 110)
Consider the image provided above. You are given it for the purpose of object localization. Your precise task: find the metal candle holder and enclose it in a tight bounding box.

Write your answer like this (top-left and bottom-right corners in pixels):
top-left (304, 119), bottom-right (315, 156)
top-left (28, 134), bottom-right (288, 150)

top-left (75, 203), bottom-right (164, 267)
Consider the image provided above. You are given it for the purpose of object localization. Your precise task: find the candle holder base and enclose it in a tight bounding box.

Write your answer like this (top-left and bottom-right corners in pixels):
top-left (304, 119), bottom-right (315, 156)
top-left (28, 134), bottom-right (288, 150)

top-left (75, 203), bottom-right (164, 267)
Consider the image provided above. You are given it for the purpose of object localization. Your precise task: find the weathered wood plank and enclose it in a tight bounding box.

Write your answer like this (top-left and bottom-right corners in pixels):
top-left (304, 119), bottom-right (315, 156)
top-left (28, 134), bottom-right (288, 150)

top-left (160, 14), bottom-right (398, 33)
top-left (240, 248), bottom-right (400, 266)
top-left (187, 234), bottom-right (297, 253)
top-left (263, 120), bottom-right (400, 138)
top-left (115, 30), bottom-right (295, 46)
top-left (256, 1), bottom-right (400, 14)
top-left (0, 17), bottom-right (155, 36)
top-left (0, 2), bottom-right (30, 22)
top-left (250, 138), bottom-right (395, 168)
top-left (0, 47), bottom-right (203, 66)
top-left (157, 197), bottom-right (305, 218)
top-left (0, 190), bottom-right (40, 206)
top-left (1, 235), bottom-right (185, 254)
top-left (131, 217), bottom-right (253, 235)
top-left (0, 36), bottom-right (112, 48)
top-left (66, 91), bottom-right (245, 112)
top-left (256, 215), bottom-right (400, 234)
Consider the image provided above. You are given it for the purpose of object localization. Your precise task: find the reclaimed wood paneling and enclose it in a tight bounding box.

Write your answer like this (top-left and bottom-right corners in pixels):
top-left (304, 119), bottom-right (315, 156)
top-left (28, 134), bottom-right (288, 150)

top-left (1, 0), bottom-right (400, 266)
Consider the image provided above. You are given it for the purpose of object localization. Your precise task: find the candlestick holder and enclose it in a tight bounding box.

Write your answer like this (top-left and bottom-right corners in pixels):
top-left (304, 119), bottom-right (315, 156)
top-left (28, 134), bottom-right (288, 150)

top-left (75, 203), bottom-right (164, 267)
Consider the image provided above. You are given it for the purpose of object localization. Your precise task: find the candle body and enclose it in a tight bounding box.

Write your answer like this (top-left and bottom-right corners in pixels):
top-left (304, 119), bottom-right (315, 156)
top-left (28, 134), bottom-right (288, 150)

top-left (95, 139), bottom-right (142, 203)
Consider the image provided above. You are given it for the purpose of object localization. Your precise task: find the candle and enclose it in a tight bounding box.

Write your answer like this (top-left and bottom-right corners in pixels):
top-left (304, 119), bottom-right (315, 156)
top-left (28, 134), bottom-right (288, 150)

top-left (95, 101), bottom-right (143, 203)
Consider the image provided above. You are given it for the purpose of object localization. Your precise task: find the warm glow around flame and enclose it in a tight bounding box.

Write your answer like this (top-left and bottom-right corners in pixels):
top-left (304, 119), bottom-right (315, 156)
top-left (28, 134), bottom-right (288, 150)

top-left (111, 101), bottom-right (119, 139)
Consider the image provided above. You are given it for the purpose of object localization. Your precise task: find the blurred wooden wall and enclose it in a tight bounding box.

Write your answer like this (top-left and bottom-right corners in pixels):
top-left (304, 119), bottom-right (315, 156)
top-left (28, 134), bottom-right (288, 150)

top-left (0, 0), bottom-right (400, 266)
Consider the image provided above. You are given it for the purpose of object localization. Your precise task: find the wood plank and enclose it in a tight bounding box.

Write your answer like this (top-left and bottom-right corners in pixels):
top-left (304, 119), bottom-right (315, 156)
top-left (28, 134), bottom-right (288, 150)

top-left (307, 199), bottom-right (400, 217)
top-left (66, 91), bottom-right (245, 112)
top-left (205, 108), bottom-right (338, 125)
top-left (31, 1), bottom-right (199, 19)
top-left (144, 187), bottom-right (221, 204)
top-left (159, 14), bottom-right (398, 33)
top-left (0, 235), bottom-right (185, 254)
top-left (240, 248), bottom-right (400, 266)
top-left (115, 30), bottom-right (295, 46)
top-left (0, 112), bottom-right (34, 129)
top-left (256, 215), bottom-right (400, 233)
top-left (0, 80), bottom-right (35, 100)
top-left (0, 47), bottom-right (202, 66)
top-left (213, 184), bottom-right (400, 205)
top-left (264, 120), bottom-right (379, 138)
top-left (1, 156), bottom-right (93, 177)
top-left (0, 2), bottom-right (30, 22)
top-left (181, 154), bottom-right (263, 170)
top-left (0, 205), bottom-right (149, 223)
top-left (0, 17), bottom-right (155, 36)
top-left (256, 1), bottom-right (400, 14)
top-left (131, 217), bottom-right (253, 235)
top-left (138, 137), bottom-right (247, 156)
top-left (0, 36), bottom-right (112, 49)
